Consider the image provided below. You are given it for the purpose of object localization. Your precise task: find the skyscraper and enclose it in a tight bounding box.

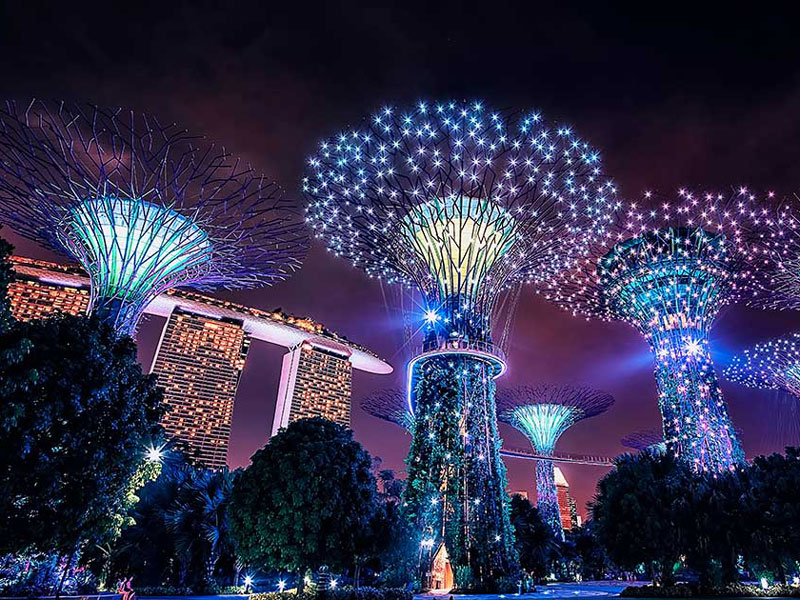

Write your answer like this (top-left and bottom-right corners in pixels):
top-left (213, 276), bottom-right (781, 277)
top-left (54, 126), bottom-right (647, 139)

top-left (152, 308), bottom-right (250, 469)
top-left (8, 257), bottom-right (90, 321)
top-left (271, 338), bottom-right (353, 435)
top-left (555, 467), bottom-right (579, 531)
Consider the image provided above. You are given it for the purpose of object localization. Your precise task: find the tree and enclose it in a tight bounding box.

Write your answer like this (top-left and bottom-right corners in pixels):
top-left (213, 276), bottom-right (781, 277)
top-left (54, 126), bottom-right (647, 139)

top-left (167, 467), bottom-right (235, 586)
top-left (567, 522), bottom-right (611, 581)
top-left (0, 314), bottom-right (164, 562)
top-left (230, 418), bottom-right (378, 579)
top-left (92, 452), bottom-right (241, 591)
top-left (509, 494), bottom-right (557, 581)
top-left (361, 468), bottom-right (415, 587)
top-left (739, 448), bottom-right (800, 583)
top-left (591, 451), bottom-right (695, 586)
top-left (680, 469), bottom-right (746, 587)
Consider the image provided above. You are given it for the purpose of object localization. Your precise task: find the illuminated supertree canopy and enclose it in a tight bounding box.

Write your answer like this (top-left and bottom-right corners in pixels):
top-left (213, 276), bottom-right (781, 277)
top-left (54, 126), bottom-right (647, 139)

top-left (304, 100), bottom-right (616, 351)
top-left (542, 189), bottom-right (773, 473)
top-left (0, 100), bottom-right (306, 335)
top-left (753, 195), bottom-right (800, 310)
top-left (620, 429), bottom-right (667, 453)
top-left (361, 388), bottom-right (414, 433)
top-left (302, 100), bottom-right (616, 587)
top-left (497, 384), bottom-right (613, 537)
top-left (725, 332), bottom-right (800, 398)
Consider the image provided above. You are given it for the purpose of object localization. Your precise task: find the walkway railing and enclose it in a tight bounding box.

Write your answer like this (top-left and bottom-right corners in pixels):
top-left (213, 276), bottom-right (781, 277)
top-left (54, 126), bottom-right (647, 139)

top-left (500, 445), bottom-right (615, 466)
top-left (415, 337), bottom-right (506, 363)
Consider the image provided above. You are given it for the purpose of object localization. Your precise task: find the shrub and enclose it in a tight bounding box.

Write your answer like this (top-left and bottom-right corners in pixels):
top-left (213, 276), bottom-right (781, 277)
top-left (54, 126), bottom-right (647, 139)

top-left (620, 584), bottom-right (694, 598)
top-left (136, 585), bottom-right (194, 596)
top-left (250, 587), bottom-right (412, 600)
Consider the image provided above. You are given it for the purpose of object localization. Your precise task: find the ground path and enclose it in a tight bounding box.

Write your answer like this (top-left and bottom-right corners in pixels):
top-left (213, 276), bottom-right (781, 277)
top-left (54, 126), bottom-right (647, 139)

top-left (416, 581), bottom-right (634, 600)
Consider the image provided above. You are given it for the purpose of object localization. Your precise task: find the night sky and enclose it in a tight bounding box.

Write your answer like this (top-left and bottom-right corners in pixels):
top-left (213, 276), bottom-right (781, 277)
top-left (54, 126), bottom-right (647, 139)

top-left (2, 2), bottom-right (800, 518)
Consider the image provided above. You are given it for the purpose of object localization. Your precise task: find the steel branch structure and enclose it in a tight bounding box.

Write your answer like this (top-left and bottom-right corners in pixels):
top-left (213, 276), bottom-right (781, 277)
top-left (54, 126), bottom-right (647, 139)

top-left (543, 189), bottom-right (772, 472)
top-left (0, 101), bottom-right (306, 335)
top-left (303, 100), bottom-right (615, 586)
top-left (725, 332), bottom-right (800, 398)
top-left (620, 429), bottom-right (667, 453)
top-left (497, 384), bottom-right (613, 538)
top-left (361, 388), bottom-right (415, 432)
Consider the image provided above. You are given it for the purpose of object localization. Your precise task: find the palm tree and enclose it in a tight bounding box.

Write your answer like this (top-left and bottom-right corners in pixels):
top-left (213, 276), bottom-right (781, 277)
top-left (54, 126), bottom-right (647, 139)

top-left (166, 467), bottom-right (234, 587)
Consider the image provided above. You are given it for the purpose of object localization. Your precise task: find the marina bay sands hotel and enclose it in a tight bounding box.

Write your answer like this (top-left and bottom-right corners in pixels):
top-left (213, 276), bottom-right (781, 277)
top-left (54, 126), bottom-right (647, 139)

top-left (8, 256), bottom-right (392, 469)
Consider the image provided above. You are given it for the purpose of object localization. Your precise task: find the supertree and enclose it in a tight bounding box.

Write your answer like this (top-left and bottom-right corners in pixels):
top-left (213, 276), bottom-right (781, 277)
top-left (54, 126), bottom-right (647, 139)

top-left (0, 101), bottom-right (306, 336)
top-left (497, 384), bottom-right (613, 538)
top-left (543, 189), bottom-right (772, 472)
top-left (620, 429), bottom-right (667, 453)
top-left (725, 332), bottom-right (800, 398)
top-left (361, 388), bottom-right (414, 433)
top-left (303, 100), bottom-right (616, 585)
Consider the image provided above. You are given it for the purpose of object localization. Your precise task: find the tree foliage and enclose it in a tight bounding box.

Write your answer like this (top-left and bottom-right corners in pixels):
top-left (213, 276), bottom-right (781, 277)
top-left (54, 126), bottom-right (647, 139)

top-left (98, 458), bottom-right (237, 589)
top-left (739, 448), bottom-right (800, 583)
top-left (0, 314), bottom-right (164, 556)
top-left (509, 494), bottom-right (556, 579)
top-left (591, 448), bottom-right (800, 587)
top-left (591, 451), bottom-right (695, 585)
top-left (230, 418), bottom-right (378, 574)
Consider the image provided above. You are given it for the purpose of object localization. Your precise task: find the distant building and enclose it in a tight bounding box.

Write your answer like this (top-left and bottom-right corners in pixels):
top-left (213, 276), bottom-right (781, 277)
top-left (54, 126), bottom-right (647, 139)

top-left (271, 338), bottom-right (353, 435)
top-left (568, 495), bottom-right (580, 529)
top-left (511, 490), bottom-right (529, 500)
top-left (152, 308), bottom-right (250, 469)
top-left (555, 466), bottom-right (579, 531)
top-left (8, 257), bottom-right (90, 321)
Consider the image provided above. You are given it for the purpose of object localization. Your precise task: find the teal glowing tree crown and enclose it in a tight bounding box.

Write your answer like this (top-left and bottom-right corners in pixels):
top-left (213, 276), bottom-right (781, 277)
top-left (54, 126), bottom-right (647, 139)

top-left (497, 384), bottom-right (614, 455)
top-left (542, 189), bottom-right (774, 471)
top-left (302, 100), bottom-right (616, 350)
top-left (0, 101), bottom-right (306, 335)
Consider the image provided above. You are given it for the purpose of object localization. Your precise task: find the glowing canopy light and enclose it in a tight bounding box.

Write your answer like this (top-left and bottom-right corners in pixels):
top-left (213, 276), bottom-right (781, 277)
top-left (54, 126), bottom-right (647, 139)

top-left (755, 202), bottom-right (800, 310)
top-left (543, 189), bottom-right (774, 472)
top-left (0, 101), bottom-right (306, 336)
top-left (402, 196), bottom-right (517, 302)
top-left (498, 384), bottom-right (613, 538)
top-left (725, 332), bottom-right (800, 398)
top-left (505, 403), bottom-right (580, 455)
top-left (304, 100), bottom-right (617, 351)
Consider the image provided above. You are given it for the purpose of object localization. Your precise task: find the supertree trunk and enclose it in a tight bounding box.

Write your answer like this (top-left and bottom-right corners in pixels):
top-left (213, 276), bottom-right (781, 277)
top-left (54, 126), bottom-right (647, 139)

top-left (403, 354), bottom-right (517, 588)
top-left (535, 459), bottom-right (563, 540)
top-left (649, 330), bottom-right (744, 471)
top-left (90, 296), bottom-right (150, 337)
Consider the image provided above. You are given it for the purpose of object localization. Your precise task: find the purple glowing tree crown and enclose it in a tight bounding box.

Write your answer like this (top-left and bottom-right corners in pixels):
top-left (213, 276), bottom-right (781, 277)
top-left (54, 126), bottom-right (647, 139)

top-left (0, 100), bottom-right (307, 334)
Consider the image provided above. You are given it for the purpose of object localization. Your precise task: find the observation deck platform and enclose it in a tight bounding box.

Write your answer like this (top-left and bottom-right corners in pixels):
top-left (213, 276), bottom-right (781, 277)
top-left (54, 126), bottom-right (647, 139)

top-left (410, 338), bottom-right (507, 377)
